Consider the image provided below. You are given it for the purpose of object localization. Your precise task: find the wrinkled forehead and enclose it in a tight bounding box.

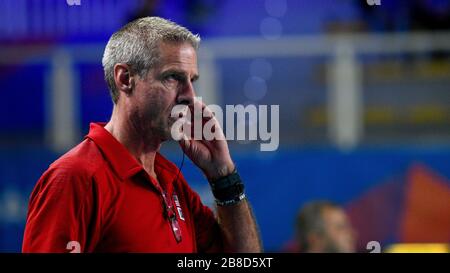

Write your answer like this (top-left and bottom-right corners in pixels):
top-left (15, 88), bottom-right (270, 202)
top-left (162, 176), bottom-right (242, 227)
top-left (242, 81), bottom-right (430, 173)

top-left (156, 41), bottom-right (198, 65)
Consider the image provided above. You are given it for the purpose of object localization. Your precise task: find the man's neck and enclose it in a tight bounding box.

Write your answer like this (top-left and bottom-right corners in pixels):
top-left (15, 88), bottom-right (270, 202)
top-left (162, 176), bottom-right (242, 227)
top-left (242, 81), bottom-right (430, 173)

top-left (105, 108), bottom-right (161, 179)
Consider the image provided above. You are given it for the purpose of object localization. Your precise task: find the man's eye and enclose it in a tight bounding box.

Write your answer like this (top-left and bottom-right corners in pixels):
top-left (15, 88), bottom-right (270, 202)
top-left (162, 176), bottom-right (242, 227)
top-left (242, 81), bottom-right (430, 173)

top-left (165, 74), bottom-right (184, 82)
top-left (162, 74), bottom-right (185, 89)
top-left (165, 75), bottom-right (177, 81)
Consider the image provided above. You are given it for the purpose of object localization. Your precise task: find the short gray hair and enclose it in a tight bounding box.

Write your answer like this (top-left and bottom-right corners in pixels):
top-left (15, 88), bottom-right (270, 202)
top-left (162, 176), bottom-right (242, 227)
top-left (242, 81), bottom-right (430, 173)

top-left (102, 17), bottom-right (201, 103)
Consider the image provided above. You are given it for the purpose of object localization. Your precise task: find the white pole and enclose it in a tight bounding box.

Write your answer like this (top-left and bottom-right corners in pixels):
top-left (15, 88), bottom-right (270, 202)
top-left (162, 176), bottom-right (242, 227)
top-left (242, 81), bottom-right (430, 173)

top-left (46, 49), bottom-right (79, 152)
top-left (197, 48), bottom-right (221, 105)
top-left (327, 40), bottom-right (363, 150)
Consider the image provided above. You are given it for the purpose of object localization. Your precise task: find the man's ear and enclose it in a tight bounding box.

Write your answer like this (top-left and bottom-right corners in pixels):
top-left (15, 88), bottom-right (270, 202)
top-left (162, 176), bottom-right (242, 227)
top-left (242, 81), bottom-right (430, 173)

top-left (113, 63), bottom-right (135, 96)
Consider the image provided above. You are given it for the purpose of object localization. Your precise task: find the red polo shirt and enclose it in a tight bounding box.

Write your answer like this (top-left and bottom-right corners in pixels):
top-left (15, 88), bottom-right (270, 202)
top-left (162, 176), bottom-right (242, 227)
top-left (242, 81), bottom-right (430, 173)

top-left (22, 123), bottom-right (223, 253)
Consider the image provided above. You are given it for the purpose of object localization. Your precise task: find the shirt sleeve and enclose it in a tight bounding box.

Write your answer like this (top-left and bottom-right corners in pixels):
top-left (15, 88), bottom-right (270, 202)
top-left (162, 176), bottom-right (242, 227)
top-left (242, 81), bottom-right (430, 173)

top-left (180, 179), bottom-right (224, 253)
top-left (22, 165), bottom-right (98, 253)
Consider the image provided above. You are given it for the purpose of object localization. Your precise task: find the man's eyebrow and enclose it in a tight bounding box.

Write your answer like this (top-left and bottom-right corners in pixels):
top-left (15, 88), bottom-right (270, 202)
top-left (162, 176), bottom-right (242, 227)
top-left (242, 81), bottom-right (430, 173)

top-left (161, 69), bottom-right (183, 76)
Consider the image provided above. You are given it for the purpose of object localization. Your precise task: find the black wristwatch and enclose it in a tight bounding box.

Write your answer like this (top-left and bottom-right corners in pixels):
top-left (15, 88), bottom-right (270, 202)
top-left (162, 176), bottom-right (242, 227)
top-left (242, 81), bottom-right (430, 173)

top-left (209, 169), bottom-right (246, 206)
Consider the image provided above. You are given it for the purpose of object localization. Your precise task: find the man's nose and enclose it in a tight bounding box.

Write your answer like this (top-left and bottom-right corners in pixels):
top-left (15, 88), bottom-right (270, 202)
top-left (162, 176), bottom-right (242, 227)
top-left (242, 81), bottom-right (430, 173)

top-left (177, 81), bottom-right (196, 106)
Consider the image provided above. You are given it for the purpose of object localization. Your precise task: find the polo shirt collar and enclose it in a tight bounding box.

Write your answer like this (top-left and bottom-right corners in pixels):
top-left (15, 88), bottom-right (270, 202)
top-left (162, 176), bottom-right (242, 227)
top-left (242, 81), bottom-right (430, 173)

top-left (86, 122), bottom-right (144, 180)
top-left (85, 123), bottom-right (181, 194)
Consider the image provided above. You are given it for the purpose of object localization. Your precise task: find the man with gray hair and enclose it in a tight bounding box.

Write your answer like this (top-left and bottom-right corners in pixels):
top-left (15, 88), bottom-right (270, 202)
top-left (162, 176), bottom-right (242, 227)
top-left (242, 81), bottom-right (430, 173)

top-left (23, 17), bottom-right (261, 253)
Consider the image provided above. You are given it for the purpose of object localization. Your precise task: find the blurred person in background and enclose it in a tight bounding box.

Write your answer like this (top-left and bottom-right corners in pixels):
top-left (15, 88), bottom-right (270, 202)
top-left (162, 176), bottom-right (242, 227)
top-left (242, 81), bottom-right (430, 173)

top-left (295, 201), bottom-right (356, 253)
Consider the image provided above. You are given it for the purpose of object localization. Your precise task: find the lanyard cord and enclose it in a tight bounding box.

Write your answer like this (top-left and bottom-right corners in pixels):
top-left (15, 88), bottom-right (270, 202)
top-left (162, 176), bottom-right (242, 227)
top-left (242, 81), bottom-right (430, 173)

top-left (172, 150), bottom-right (185, 185)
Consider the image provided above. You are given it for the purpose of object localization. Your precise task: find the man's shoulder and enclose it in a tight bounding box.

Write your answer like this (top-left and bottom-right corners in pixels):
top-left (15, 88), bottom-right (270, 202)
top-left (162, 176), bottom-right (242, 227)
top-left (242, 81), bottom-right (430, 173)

top-left (48, 138), bottom-right (105, 178)
top-left (29, 139), bottom-right (107, 200)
